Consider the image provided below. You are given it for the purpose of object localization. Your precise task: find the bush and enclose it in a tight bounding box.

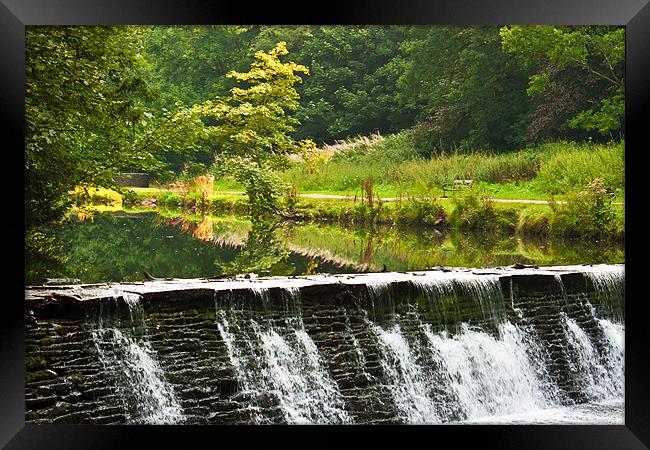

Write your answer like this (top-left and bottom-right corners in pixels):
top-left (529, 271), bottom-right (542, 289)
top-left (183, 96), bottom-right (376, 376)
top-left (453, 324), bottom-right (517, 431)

top-left (549, 178), bottom-right (621, 240)
top-left (69, 186), bottom-right (121, 207)
top-left (450, 192), bottom-right (518, 233)
top-left (394, 199), bottom-right (446, 226)
top-left (158, 191), bottom-right (182, 208)
top-left (120, 189), bottom-right (139, 206)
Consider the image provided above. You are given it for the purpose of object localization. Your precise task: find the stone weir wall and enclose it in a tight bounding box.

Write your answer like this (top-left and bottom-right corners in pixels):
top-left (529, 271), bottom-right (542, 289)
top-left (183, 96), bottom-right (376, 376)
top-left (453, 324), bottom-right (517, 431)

top-left (24, 265), bottom-right (624, 425)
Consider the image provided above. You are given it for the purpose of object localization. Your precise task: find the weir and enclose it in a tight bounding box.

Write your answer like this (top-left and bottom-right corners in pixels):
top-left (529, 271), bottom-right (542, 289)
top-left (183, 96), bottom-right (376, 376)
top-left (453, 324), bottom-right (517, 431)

top-left (25, 264), bottom-right (624, 424)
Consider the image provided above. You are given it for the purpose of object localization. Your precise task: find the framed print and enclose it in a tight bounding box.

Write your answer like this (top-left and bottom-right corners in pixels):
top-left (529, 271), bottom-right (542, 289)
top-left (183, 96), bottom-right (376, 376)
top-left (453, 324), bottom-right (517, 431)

top-left (4, 0), bottom-right (649, 447)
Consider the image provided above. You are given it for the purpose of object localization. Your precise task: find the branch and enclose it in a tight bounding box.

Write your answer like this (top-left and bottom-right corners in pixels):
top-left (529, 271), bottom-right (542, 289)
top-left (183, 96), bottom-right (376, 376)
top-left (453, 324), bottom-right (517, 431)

top-left (587, 36), bottom-right (624, 87)
top-left (572, 57), bottom-right (623, 89)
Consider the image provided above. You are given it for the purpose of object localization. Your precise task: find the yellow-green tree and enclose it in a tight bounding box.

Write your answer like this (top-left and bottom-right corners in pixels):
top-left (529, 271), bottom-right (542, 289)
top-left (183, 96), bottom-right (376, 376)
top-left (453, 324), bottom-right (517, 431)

top-left (193, 42), bottom-right (315, 216)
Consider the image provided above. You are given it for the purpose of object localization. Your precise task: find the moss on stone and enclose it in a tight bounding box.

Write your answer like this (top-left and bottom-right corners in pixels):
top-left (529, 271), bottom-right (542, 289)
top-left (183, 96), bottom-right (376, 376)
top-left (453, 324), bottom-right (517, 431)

top-left (26, 356), bottom-right (48, 371)
top-left (26, 369), bottom-right (57, 383)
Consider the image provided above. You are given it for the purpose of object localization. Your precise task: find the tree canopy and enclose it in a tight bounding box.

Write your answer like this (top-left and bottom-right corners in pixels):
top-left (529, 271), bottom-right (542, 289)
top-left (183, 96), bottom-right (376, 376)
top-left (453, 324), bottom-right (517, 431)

top-left (25, 25), bottom-right (625, 229)
top-left (25, 26), bottom-right (206, 228)
top-left (500, 25), bottom-right (624, 138)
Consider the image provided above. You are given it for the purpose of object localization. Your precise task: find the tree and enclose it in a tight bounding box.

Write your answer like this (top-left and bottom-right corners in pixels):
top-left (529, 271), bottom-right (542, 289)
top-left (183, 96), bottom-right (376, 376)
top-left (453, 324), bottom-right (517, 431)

top-left (192, 42), bottom-right (314, 216)
top-left (25, 26), bottom-right (207, 228)
top-left (500, 26), bottom-right (624, 139)
top-left (397, 26), bottom-right (533, 154)
top-left (252, 26), bottom-right (415, 144)
top-left (143, 25), bottom-right (258, 110)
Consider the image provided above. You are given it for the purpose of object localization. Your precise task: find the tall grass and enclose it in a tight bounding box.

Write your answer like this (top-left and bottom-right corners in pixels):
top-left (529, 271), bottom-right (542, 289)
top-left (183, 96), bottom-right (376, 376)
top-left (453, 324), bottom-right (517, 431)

top-left (532, 141), bottom-right (624, 195)
top-left (281, 131), bottom-right (624, 198)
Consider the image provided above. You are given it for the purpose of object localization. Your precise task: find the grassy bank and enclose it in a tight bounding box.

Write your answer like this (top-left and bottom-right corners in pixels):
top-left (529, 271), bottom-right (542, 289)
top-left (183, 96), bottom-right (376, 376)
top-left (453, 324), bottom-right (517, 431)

top-left (76, 134), bottom-right (624, 242)
top-left (116, 183), bottom-right (623, 242)
top-left (282, 134), bottom-right (624, 200)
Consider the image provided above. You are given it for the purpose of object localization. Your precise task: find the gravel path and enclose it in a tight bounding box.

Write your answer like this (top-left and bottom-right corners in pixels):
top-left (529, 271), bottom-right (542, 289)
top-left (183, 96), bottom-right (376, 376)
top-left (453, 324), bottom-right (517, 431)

top-left (133, 188), bottom-right (624, 205)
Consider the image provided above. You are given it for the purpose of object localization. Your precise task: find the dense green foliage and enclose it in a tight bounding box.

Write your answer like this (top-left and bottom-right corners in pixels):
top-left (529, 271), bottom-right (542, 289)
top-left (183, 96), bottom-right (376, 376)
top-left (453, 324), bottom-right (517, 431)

top-left (25, 26), bottom-right (206, 228)
top-left (191, 42), bottom-right (314, 216)
top-left (25, 25), bottom-right (625, 245)
top-left (449, 194), bottom-right (519, 233)
top-left (252, 26), bottom-right (416, 143)
top-left (143, 25), bottom-right (624, 152)
top-left (397, 27), bottom-right (533, 154)
top-left (501, 26), bottom-right (624, 139)
top-left (547, 178), bottom-right (623, 240)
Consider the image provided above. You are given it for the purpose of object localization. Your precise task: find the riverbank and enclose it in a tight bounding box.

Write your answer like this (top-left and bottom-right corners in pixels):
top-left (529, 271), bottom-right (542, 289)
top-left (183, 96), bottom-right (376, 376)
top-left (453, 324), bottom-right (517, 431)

top-left (113, 185), bottom-right (624, 242)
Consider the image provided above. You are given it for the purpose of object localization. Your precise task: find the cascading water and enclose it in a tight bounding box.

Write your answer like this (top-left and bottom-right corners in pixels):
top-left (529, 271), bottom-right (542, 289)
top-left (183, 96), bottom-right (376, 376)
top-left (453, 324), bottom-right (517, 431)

top-left (90, 292), bottom-right (183, 424)
top-left (76, 266), bottom-right (623, 425)
top-left (584, 266), bottom-right (625, 321)
top-left (215, 287), bottom-right (351, 424)
top-left (352, 267), bottom-right (624, 424)
top-left (423, 322), bottom-right (549, 420)
top-left (562, 312), bottom-right (624, 401)
top-left (369, 321), bottom-right (442, 423)
top-left (410, 273), bottom-right (506, 331)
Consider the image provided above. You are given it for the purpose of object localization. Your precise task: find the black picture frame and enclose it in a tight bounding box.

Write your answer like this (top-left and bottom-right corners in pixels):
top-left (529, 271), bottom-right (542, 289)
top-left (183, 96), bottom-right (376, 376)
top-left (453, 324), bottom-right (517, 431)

top-left (4, 0), bottom-right (649, 447)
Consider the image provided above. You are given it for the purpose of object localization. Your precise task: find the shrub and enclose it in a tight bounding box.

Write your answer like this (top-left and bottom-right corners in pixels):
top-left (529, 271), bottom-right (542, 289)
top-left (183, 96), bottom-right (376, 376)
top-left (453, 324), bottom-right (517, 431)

top-left (120, 189), bottom-right (139, 206)
top-left (157, 191), bottom-right (182, 208)
top-left (394, 199), bottom-right (446, 226)
top-left (450, 192), bottom-right (517, 233)
top-left (549, 178), bottom-right (621, 240)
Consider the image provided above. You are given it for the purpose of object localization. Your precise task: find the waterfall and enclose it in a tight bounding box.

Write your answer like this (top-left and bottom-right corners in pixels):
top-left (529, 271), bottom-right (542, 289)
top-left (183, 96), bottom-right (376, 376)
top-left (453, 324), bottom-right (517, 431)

top-left (453, 274), bottom-right (507, 326)
top-left (562, 313), bottom-right (624, 401)
top-left (90, 293), bottom-right (183, 424)
top-left (370, 322), bottom-right (442, 423)
top-left (584, 266), bottom-right (625, 321)
top-left (215, 287), bottom-right (352, 424)
top-left (423, 322), bottom-right (549, 420)
top-left (80, 267), bottom-right (623, 425)
top-left (409, 273), bottom-right (507, 331)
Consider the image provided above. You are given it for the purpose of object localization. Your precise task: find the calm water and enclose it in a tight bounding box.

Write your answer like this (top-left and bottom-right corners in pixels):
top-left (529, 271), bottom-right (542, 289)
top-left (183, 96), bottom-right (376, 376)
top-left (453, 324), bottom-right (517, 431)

top-left (26, 209), bottom-right (624, 285)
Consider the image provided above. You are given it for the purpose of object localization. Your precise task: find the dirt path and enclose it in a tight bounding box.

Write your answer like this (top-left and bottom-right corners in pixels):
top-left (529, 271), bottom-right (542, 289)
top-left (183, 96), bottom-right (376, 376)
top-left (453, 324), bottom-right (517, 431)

top-left (133, 188), bottom-right (624, 206)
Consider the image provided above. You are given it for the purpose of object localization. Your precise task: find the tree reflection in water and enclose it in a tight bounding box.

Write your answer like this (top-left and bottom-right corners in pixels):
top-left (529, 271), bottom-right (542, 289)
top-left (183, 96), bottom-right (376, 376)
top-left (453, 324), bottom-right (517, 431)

top-left (216, 216), bottom-right (293, 276)
top-left (24, 210), bottom-right (624, 285)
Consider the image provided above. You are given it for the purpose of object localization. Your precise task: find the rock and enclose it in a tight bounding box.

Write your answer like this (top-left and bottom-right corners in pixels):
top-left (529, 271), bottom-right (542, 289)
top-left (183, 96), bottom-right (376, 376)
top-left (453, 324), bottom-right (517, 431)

top-left (26, 310), bottom-right (38, 329)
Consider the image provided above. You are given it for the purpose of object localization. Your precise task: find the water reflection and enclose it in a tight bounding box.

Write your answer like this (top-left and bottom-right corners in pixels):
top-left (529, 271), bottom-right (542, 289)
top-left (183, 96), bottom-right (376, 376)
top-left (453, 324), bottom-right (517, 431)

top-left (25, 209), bottom-right (624, 285)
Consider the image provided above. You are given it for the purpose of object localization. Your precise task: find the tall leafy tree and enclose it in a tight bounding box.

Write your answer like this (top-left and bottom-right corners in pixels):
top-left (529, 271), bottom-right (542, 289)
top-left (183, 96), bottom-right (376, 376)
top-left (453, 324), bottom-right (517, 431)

top-left (143, 25), bottom-right (259, 109)
top-left (253, 26), bottom-right (415, 144)
top-left (500, 25), bottom-right (624, 139)
top-left (141, 26), bottom-right (260, 175)
top-left (397, 26), bottom-right (533, 155)
top-left (193, 42), bottom-right (315, 216)
top-left (25, 26), bottom-right (206, 228)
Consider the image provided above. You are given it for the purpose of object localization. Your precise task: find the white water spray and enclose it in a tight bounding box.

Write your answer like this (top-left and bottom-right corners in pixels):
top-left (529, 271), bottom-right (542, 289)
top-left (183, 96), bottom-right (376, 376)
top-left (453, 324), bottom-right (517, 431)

top-left (91, 294), bottom-right (183, 424)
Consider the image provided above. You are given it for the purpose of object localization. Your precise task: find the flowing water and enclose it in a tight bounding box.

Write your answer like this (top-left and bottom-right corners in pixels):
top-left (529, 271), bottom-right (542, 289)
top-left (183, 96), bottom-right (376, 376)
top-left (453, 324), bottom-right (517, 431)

top-left (215, 288), bottom-right (351, 424)
top-left (77, 265), bottom-right (623, 424)
top-left (90, 293), bottom-right (183, 424)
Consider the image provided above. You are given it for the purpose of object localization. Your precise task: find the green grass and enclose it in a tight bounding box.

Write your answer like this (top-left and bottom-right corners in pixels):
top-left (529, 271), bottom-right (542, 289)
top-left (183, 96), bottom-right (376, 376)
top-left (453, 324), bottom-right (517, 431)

top-left (132, 135), bottom-right (624, 204)
top-left (77, 133), bottom-right (624, 242)
top-left (280, 135), bottom-right (624, 201)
